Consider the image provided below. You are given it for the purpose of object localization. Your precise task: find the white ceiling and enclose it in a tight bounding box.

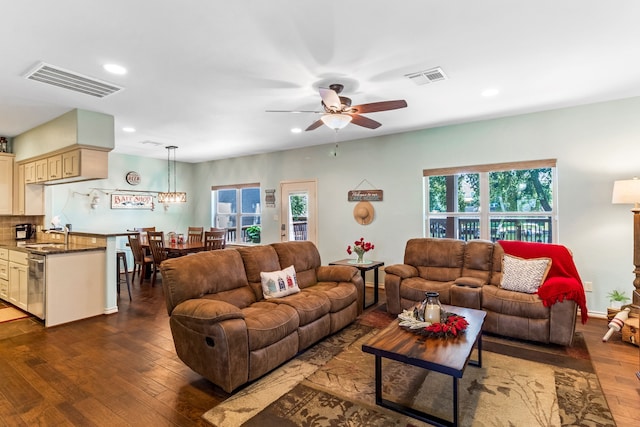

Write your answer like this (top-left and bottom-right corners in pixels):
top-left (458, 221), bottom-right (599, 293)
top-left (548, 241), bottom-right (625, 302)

top-left (1, 1), bottom-right (640, 163)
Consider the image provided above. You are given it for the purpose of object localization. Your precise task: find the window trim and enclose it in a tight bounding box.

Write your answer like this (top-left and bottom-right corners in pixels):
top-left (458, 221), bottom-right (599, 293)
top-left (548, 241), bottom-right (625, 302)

top-left (423, 159), bottom-right (556, 177)
top-left (211, 183), bottom-right (261, 244)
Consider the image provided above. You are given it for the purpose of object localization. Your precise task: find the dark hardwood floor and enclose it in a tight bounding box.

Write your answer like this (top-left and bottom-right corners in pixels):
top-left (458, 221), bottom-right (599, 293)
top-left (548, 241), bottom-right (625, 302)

top-left (1, 279), bottom-right (639, 426)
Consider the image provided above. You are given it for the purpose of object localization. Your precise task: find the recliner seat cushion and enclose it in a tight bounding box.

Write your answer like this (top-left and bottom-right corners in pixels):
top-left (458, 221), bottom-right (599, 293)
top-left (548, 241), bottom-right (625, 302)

top-left (482, 285), bottom-right (549, 319)
top-left (399, 277), bottom-right (454, 304)
top-left (268, 290), bottom-right (331, 326)
top-left (306, 282), bottom-right (358, 313)
top-left (242, 301), bottom-right (299, 351)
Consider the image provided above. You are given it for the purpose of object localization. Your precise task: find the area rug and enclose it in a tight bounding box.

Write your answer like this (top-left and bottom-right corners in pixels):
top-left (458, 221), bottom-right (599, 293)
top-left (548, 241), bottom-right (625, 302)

top-left (0, 306), bottom-right (29, 323)
top-left (202, 308), bottom-right (614, 427)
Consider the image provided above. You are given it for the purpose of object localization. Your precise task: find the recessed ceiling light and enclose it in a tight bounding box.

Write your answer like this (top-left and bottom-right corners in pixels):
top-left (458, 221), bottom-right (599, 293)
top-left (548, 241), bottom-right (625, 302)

top-left (481, 88), bottom-right (500, 97)
top-left (291, 128), bottom-right (302, 134)
top-left (104, 63), bottom-right (127, 75)
top-left (122, 127), bottom-right (136, 133)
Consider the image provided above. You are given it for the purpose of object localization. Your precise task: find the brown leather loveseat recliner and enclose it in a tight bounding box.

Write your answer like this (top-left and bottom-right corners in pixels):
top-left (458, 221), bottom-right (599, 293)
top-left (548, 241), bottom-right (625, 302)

top-left (160, 241), bottom-right (363, 393)
top-left (385, 238), bottom-right (586, 346)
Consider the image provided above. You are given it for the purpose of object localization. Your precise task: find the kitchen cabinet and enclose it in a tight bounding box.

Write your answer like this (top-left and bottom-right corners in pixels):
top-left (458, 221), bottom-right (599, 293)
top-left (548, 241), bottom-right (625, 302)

top-left (48, 154), bottom-right (62, 180)
top-left (13, 163), bottom-right (44, 216)
top-left (8, 250), bottom-right (28, 311)
top-left (62, 150), bottom-right (79, 177)
top-left (0, 248), bottom-right (8, 301)
top-left (0, 153), bottom-right (14, 214)
top-left (35, 158), bottom-right (47, 182)
top-left (17, 147), bottom-right (109, 186)
top-left (58, 148), bottom-right (108, 182)
top-left (24, 161), bottom-right (36, 183)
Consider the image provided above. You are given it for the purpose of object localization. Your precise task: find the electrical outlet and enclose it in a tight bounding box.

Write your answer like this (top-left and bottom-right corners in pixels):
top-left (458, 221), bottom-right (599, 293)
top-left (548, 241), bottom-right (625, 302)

top-left (584, 281), bottom-right (593, 292)
top-left (91, 237), bottom-right (97, 243)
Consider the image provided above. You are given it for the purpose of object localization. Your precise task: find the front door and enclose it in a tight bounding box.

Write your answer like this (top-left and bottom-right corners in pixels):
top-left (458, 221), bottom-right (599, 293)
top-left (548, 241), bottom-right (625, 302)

top-left (280, 180), bottom-right (317, 244)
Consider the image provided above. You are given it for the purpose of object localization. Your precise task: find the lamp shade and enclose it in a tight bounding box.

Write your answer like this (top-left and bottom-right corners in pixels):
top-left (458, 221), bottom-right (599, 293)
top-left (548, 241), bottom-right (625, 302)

top-left (612, 178), bottom-right (640, 206)
top-left (320, 113), bottom-right (352, 130)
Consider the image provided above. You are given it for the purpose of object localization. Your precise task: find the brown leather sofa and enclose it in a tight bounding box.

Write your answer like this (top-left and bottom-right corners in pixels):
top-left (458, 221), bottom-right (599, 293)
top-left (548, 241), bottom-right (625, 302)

top-left (160, 241), bottom-right (363, 392)
top-left (384, 238), bottom-right (581, 346)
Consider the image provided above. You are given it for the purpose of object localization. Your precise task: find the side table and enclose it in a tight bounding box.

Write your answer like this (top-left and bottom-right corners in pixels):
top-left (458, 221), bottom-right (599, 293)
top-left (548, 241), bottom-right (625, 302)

top-left (329, 259), bottom-right (384, 309)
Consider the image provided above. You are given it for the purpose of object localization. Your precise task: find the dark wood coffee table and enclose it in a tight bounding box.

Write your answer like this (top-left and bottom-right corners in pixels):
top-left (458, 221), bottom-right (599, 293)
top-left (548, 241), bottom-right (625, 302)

top-left (362, 305), bottom-right (486, 427)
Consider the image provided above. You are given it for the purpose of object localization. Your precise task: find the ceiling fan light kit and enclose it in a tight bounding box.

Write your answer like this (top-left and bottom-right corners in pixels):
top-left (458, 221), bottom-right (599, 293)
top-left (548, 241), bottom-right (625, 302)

top-left (321, 113), bottom-right (352, 130)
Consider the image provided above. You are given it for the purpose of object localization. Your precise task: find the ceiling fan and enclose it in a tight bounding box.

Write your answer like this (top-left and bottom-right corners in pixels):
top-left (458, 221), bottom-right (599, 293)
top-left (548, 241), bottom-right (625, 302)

top-left (268, 84), bottom-right (408, 131)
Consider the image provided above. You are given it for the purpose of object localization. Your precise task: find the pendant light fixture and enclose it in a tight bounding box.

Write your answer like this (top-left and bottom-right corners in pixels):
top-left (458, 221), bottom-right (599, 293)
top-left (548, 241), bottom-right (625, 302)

top-left (157, 145), bottom-right (187, 203)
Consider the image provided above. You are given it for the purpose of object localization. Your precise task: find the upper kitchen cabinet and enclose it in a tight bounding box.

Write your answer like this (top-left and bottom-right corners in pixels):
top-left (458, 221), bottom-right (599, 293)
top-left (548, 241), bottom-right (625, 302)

top-left (35, 158), bottom-right (48, 182)
top-left (17, 146), bottom-right (109, 185)
top-left (0, 153), bottom-right (14, 214)
top-left (24, 161), bottom-right (36, 183)
top-left (13, 163), bottom-right (44, 216)
top-left (48, 155), bottom-right (62, 180)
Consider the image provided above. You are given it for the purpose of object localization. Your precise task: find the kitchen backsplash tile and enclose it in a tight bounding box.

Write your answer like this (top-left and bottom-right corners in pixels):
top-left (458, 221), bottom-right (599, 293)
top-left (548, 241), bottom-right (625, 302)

top-left (0, 216), bottom-right (44, 241)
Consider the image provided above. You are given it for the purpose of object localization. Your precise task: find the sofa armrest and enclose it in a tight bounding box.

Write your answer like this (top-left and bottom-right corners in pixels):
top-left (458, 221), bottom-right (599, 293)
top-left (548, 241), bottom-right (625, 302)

top-left (453, 277), bottom-right (486, 288)
top-left (317, 265), bottom-right (359, 282)
top-left (384, 264), bottom-right (418, 279)
top-left (171, 299), bottom-right (245, 334)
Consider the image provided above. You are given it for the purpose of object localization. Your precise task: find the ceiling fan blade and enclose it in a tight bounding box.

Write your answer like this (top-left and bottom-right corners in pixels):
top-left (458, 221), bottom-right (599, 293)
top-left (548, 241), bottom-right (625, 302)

top-left (351, 100), bottom-right (407, 114)
top-left (265, 110), bottom-right (322, 113)
top-left (319, 87), bottom-right (342, 111)
top-left (305, 119), bottom-right (325, 131)
top-left (349, 114), bottom-right (382, 129)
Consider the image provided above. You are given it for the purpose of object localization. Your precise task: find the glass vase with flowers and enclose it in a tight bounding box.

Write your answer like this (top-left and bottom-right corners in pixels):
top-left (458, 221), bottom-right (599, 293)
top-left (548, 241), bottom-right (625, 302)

top-left (347, 237), bottom-right (374, 264)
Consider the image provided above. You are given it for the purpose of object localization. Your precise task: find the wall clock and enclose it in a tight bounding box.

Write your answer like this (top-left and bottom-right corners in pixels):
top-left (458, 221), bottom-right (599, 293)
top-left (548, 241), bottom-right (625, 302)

top-left (126, 171), bottom-right (141, 186)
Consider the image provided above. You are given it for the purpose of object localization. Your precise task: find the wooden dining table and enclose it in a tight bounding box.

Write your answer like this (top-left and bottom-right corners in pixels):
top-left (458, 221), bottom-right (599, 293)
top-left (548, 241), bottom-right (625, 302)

top-left (140, 239), bottom-right (207, 257)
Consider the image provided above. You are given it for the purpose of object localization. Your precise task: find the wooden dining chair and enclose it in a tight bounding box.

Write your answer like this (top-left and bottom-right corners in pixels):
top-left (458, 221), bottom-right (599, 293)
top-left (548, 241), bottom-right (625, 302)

top-left (147, 231), bottom-right (167, 286)
top-left (128, 233), bottom-right (154, 285)
top-left (187, 227), bottom-right (204, 243)
top-left (210, 227), bottom-right (227, 248)
top-left (204, 230), bottom-right (226, 250)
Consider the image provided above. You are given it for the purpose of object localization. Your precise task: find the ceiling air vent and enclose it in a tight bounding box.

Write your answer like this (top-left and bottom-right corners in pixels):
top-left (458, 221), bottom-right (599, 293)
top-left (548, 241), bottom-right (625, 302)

top-left (139, 140), bottom-right (164, 147)
top-left (24, 62), bottom-right (123, 98)
top-left (405, 67), bottom-right (447, 86)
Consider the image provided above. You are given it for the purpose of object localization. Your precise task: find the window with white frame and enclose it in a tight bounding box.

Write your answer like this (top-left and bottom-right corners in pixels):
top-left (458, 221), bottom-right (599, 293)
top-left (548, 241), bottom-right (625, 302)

top-left (211, 183), bottom-right (261, 243)
top-left (424, 159), bottom-right (557, 242)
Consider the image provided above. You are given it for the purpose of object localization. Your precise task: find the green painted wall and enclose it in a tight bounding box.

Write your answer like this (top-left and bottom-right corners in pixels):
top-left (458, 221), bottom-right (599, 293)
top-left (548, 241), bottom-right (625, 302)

top-left (48, 96), bottom-right (640, 314)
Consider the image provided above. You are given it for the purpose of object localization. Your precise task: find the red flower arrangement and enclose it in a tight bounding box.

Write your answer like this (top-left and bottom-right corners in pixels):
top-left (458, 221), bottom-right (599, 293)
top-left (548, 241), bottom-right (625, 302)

top-left (346, 237), bottom-right (374, 257)
top-left (424, 313), bottom-right (469, 338)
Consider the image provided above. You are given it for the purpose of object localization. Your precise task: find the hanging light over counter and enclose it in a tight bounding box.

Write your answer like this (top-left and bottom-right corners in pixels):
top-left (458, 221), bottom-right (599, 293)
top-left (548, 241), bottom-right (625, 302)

top-left (157, 145), bottom-right (187, 203)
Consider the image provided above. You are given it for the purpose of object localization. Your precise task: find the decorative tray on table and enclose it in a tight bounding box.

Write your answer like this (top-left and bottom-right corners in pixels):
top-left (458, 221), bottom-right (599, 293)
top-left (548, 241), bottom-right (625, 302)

top-left (397, 308), bottom-right (469, 338)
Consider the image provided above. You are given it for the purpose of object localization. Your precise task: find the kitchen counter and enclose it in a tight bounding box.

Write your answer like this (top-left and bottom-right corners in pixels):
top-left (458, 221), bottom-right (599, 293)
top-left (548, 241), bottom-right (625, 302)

top-left (0, 240), bottom-right (105, 255)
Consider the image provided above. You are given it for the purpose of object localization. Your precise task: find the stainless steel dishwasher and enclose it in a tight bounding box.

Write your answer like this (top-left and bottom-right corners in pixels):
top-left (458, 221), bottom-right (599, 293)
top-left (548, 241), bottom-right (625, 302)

top-left (27, 252), bottom-right (46, 319)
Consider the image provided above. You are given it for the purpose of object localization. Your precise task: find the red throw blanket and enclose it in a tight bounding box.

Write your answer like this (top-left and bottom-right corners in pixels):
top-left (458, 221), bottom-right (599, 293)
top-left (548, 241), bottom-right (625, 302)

top-left (498, 240), bottom-right (588, 324)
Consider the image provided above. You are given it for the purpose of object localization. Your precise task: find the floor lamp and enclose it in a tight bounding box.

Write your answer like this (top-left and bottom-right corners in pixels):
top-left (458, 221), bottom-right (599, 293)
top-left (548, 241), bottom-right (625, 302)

top-left (612, 178), bottom-right (640, 306)
top-left (612, 178), bottom-right (640, 381)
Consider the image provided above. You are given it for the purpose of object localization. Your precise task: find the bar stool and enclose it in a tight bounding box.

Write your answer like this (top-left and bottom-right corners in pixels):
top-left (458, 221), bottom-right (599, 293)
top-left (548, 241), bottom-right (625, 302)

top-left (116, 251), bottom-right (132, 301)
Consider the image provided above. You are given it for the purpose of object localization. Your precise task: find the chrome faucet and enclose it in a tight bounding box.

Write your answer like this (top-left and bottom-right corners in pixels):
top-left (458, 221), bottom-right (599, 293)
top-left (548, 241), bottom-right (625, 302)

top-left (46, 226), bottom-right (70, 246)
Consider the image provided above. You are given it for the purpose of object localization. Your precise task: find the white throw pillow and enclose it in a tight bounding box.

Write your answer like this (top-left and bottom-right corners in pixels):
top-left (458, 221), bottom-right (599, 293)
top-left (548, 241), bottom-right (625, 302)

top-left (500, 254), bottom-right (552, 294)
top-left (260, 265), bottom-right (300, 299)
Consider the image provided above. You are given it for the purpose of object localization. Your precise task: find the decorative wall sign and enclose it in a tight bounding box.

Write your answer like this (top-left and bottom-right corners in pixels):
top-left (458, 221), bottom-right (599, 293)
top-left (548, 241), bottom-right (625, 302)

top-left (125, 171), bottom-right (141, 186)
top-left (265, 189), bottom-right (276, 208)
top-left (348, 189), bottom-right (383, 202)
top-left (110, 194), bottom-right (153, 209)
